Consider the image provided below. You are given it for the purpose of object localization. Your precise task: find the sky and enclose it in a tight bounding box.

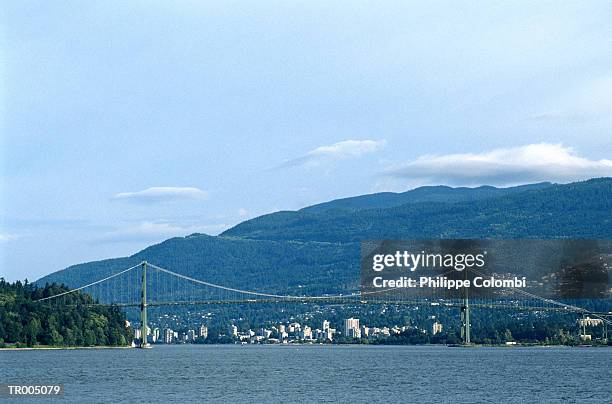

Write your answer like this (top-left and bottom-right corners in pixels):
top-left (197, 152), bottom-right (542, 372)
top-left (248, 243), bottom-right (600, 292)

top-left (1, 1), bottom-right (612, 281)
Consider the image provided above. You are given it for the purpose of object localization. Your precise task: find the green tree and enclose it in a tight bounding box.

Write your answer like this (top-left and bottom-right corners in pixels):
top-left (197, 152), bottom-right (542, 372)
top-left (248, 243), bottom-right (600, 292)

top-left (25, 317), bottom-right (41, 346)
top-left (84, 329), bottom-right (96, 346)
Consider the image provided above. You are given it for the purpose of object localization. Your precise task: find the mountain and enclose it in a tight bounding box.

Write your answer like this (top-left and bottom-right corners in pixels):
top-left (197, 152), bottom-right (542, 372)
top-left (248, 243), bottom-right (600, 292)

top-left (300, 182), bottom-right (552, 213)
top-left (222, 178), bottom-right (611, 241)
top-left (37, 178), bottom-right (612, 295)
top-left (37, 235), bottom-right (359, 295)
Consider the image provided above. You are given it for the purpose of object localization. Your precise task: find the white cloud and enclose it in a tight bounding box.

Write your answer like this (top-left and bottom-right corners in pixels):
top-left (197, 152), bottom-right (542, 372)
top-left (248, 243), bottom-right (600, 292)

top-left (0, 233), bottom-right (21, 243)
top-left (237, 208), bottom-right (248, 217)
top-left (113, 187), bottom-right (207, 203)
top-left (274, 139), bottom-right (386, 169)
top-left (382, 143), bottom-right (612, 188)
top-left (96, 221), bottom-right (229, 243)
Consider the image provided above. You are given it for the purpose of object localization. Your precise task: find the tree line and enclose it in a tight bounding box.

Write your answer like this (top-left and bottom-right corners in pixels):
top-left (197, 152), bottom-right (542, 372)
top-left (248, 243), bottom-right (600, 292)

top-left (0, 278), bottom-right (133, 348)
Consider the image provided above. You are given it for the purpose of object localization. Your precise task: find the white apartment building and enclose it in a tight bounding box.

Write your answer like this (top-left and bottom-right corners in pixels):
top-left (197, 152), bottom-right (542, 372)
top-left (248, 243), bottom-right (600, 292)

top-left (199, 325), bottom-right (208, 339)
top-left (345, 318), bottom-right (360, 338)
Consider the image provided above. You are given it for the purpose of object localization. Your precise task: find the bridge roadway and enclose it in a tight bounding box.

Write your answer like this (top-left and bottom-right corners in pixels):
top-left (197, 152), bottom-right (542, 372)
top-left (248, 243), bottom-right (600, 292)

top-left (68, 297), bottom-right (612, 316)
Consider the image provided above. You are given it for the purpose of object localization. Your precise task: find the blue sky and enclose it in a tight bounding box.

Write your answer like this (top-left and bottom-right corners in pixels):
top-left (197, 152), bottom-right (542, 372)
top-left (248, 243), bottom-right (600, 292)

top-left (1, 1), bottom-right (612, 281)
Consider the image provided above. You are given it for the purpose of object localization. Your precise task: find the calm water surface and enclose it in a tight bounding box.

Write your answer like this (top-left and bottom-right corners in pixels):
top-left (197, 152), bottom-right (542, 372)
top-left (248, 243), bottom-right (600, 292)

top-left (1, 345), bottom-right (610, 403)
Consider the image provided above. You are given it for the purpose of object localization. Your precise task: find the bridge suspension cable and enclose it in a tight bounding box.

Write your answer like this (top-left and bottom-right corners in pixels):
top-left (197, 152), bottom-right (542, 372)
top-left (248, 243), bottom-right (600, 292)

top-left (468, 266), bottom-right (612, 325)
top-left (146, 262), bottom-right (390, 300)
top-left (34, 263), bottom-right (142, 302)
top-left (32, 261), bottom-right (611, 326)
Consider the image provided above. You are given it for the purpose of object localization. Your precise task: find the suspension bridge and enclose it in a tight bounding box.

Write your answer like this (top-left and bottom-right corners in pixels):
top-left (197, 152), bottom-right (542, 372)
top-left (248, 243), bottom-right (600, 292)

top-left (34, 261), bottom-right (612, 347)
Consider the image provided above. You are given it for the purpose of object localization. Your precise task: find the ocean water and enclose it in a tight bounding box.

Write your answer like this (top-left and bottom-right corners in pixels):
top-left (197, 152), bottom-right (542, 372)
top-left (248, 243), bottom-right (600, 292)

top-left (1, 345), bottom-right (610, 403)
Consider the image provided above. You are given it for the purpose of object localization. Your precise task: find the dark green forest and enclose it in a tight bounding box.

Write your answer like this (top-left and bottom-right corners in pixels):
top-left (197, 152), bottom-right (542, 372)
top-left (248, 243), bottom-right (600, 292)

top-left (0, 279), bottom-right (133, 347)
top-left (223, 178), bottom-right (612, 241)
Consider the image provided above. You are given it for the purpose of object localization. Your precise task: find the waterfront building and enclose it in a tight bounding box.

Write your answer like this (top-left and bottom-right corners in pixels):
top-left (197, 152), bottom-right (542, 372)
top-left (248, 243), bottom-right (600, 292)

top-left (288, 322), bottom-right (301, 333)
top-left (344, 318), bottom-right (360, 338)
top-left (300, 326), bottom-right (313, 340)
top-left (152, 327), bottom-right (160, 343)
top-left (314, 327), bottom-right (333, 342)
top-left (199, 325), bottom-right (208, 339)
top-left (323, 320), bottom-right (330, 331)
top-left (164, 328), bottom-right (173, 344)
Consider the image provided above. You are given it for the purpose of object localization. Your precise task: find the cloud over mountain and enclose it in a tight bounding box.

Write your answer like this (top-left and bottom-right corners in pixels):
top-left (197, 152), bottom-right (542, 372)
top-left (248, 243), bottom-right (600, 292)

top-left (383, 143), bottom-right (612, 187)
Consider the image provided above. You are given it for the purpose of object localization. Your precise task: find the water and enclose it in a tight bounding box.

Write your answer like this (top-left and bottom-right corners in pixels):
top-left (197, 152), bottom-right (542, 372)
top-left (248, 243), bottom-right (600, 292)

top-left (1, 345), bottom-right (610, 403)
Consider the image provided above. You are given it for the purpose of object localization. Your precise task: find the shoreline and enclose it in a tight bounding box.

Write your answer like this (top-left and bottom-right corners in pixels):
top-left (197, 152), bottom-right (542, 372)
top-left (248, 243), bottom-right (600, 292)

top-left (0, 345), bottom-right (133, 351)
top-left (2, 343), bottom-right (609, 350)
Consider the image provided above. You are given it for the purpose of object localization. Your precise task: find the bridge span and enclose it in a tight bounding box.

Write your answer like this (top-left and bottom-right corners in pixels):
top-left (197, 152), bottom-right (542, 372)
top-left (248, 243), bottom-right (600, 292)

top-left (35, 261), bottom-right (612, 347)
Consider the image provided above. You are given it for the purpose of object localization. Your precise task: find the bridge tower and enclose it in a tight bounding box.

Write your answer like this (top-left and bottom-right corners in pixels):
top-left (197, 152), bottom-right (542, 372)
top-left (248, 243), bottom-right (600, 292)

top-left (139, 261), bottom-right (149, 348)
top-left (460, 270), bottom-right (471, 345)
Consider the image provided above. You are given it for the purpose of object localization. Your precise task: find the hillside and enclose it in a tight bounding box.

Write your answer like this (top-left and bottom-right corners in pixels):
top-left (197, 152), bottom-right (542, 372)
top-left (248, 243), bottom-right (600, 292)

top-left (222, 178), bottom-right (611, 242)
top-left (37, 178), bottom-right (612, 295)
top-left (37, 235), bottom-right (359, 295)
top-left (301, 182), bottom-right (552, 213)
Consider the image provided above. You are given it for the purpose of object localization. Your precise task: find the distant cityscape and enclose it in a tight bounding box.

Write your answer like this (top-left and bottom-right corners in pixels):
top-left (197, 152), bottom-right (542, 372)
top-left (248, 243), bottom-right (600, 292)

top-left (131, 317), bottom-right (446, 346)
top-left (129, 310), bottom-right (609, 346)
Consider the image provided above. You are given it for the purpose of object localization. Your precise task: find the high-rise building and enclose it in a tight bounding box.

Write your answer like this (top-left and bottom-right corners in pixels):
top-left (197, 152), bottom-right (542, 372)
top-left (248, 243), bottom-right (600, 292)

top-left (187, 329), bottom-right (196, 341)
top-left (229, 325), bottom-right (238, 337)
top-left (164, 328), bottom-right (173, 344)
top-left (432, 322), bottom-right (443, 335)
top-left (152, 328), bottom-right (160, 343)
top-left (300, 326), bottom-right (312, 340)
top-left (199, 325), bottom-right (208, 339)
top-left (323, 320), bottom-right (330, 331)
top-left (344, 318), bottom-right (360, 338)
